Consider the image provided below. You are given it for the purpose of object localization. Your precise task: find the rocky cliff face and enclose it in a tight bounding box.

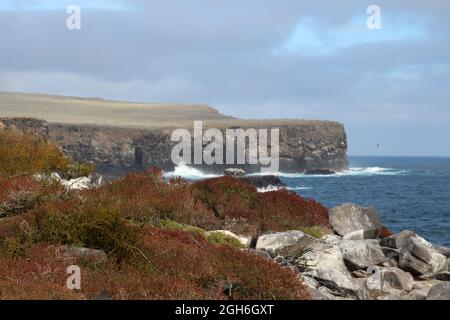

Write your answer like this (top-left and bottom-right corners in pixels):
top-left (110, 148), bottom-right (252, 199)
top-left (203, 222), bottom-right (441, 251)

top-left (1, 117), bottom-right (347, 177)
top-left (0, 117), bottom-right (49, 139)
top-left (48, 121), bottom-right (347, 177)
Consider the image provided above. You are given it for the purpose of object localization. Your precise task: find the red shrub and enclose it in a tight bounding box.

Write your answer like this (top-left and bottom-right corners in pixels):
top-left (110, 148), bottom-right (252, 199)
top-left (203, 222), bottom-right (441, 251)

top-left (191, 176), bottom-right (330, 235)
top-left (0, 230), bottom-right (310, 300)
top-left (379, 226), bottom-right (394, 238)
top-left (259, 189), bottom-right (330, 231)
top-left (0, 176), bottom-right (40, 203)
top-left (89, 169), bottom-right (220, 229)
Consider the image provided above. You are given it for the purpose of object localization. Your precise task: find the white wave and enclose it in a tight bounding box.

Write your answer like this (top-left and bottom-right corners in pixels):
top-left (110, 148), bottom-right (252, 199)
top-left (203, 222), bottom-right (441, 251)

top-left (257, 185), bottom-right (313, 193)
top-left (248, 167), bottom-right (406, 178)
top-left (336, 167), bottom-right (407, 176)
top-left (257, 185), bottom-right (284, 193)
top-left (287, 186), bottom-right (312, 191)
top-left (165, 164), bottom-right (407, 180)
top-left (164, 163), bottom-right (220, 180)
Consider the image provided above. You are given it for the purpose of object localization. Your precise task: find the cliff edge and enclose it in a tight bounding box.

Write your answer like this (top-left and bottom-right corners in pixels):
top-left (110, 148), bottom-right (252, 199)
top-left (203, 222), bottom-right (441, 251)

top-left (0, 92), bottom-right (348, 177)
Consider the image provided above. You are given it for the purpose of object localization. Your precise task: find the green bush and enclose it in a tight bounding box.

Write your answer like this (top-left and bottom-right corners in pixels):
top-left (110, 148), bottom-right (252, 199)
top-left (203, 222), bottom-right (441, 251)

top-left (206, 231), bottom-right (245, 249)
top-left (66, 162), bottom-right (96, 179)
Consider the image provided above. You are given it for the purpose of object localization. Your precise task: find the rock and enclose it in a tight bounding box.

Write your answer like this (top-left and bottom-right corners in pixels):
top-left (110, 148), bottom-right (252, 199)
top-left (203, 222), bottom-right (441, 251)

top-left (301, 274), bottom-right (320, 289)
top-left (89, 173), bottom-right (105, 187)
top-left (241, 175), bottom-right (286, 190)
top-left (278, 237), bottom-right (365, 299)
top-left (256, 231), bottom-right (309, 255)
top-left (399, 236), bottom-right (447, 275)
top-left (352, 270), bottom-right (371, 278)
top-left (322, 234), bottom-right (342, 245)
top-left (366, 271), bottom-right (383, 291)
top-left (328, 204), bottom-right (383, 237)
top-left (304, 169), bottom-right (335, 175)
top-left (381, 267), bottom-right (413, 292)
top-left (343, 229), bottom-right (379, 240)
top-left (224, 168), bottom-right (246, 177)
top-left (62, 177), bottom-right (92, 190)
top-left (381, 246), bottom-right (400, 260)
top-left (426, 282), bottom-right (450, 300)
top-left (399, 251), bottom-right (435, 276)
top-left (274, 255), bottom-right (291, 266)
top-left (60, 246), bottom-right (107, 262)
top-left (375, 287), bottom-right (404, 300)
top-left (338, 240), bottom-right (387, 270)
top-left (418, 272), bottom-right (450, 282)
top-left (433, 244), bottom-right (450, 258)
top-left (206, 230), bottom-right (250, 247)
top-left (380, 230), bottom-right (416, 249)
top-left (435, 272), bottom-right (450, 281)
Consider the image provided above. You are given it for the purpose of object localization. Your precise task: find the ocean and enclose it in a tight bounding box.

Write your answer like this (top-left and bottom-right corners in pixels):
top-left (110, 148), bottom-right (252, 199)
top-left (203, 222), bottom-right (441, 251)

top-left (166, 156), bottom-right (450, 246)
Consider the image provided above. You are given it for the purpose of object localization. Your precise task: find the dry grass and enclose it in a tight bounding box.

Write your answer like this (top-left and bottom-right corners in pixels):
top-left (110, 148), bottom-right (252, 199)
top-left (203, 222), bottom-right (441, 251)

top-left (0, 92), bottom-right (343, 131)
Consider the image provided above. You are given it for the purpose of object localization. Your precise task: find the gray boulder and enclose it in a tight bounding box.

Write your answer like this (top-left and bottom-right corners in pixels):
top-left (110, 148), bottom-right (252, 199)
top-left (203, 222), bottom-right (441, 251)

top-left (433, 244), bottom-right (450, 258)
top-left (338, 240), bottom-right (387, 270)
top-left (426, 282), bottom-right (450, 300)
top-left (399, 236), bottom-right (447, 276)
top-left (278, 237), bottom-right (365, 299)
top-left (256, 230), bottom-right (308, 256)
top-left (343, 229), bottom-right (379, 240)
top-left (329, 204), bottom-right (383, 237)
top-left (60, 246), bottom-right (107, 262)
top-left (381, 267), bottom-right (414, 292)
top-left (380, 230), bottom-right (416, 249)
top-left (224, 168), bottom-right (246, 177)
top-left (400, 251), bottom-right (435, 275)
top-left (322, 234), bottom-right (342, 245)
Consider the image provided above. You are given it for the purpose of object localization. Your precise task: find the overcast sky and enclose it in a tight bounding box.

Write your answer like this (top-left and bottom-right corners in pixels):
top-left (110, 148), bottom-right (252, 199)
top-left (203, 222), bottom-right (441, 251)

top-left (0, 0), bottom-right (449, 156)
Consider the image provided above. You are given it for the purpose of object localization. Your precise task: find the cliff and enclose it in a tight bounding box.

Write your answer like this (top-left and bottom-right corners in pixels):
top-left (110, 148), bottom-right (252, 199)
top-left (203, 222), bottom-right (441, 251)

top-left (0, 92), bottom-right (348, 177)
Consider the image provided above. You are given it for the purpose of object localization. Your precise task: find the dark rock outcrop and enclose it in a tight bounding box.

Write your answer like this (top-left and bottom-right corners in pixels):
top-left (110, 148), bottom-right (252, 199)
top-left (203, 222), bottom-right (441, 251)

top-left (241, 175), bottom-right (286, 189)
top-left (0, 117), bottom-right (49, 139)
top-left (304, 169), bottom-right (336, 175)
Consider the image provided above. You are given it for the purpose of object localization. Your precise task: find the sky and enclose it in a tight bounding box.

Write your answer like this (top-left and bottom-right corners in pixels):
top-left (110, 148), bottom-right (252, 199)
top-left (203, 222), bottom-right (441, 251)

top-left (0, 0), bottom-right (449, 156)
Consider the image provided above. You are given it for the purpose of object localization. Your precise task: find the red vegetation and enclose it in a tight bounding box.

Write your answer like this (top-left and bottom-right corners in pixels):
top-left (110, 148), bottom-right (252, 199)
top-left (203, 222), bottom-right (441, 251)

top-left (0, 169), bottom-right (327, 300)
top-left (0, 176), bottom-right (40, 203)
top-left (379, 226), bottom-right (394, 238)
top-left (259, 189), bottom-right (330, 232)
top-left (0, 230), bottom-right (309, 300)
top-left (191, 176), bottom-right (330, 235)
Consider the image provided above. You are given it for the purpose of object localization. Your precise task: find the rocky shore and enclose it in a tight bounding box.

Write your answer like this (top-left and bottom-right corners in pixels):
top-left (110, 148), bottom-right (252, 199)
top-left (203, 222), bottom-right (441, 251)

top-left (246, 204), bottom-right (450, 300)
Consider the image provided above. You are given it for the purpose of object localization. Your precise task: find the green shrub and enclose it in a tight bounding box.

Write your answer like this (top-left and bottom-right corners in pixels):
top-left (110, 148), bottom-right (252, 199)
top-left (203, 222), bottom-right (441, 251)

top-left (206, 231), bottom-right (245, 249)
top-left (66, 162), bottom-right (96, 179)
top-left (299, 226), bottom-right (329, 239)
top-left (158, 219), bottom-right (205, 235)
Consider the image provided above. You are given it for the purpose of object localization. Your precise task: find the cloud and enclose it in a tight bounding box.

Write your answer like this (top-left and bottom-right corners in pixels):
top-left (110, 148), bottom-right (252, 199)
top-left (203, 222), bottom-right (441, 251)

top-left (0, 0), bottom-right (133, 11)
top-left (0, 0), bottom-right (449, 155)
top-left (276, 14), bottom-right (428, 55)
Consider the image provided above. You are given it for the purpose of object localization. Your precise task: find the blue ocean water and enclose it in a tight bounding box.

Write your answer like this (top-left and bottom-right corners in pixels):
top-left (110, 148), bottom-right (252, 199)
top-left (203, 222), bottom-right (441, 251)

top-left (165, 157), bottom-right (450, 246)
top-left (281, 157), bottom-right (450, 246)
